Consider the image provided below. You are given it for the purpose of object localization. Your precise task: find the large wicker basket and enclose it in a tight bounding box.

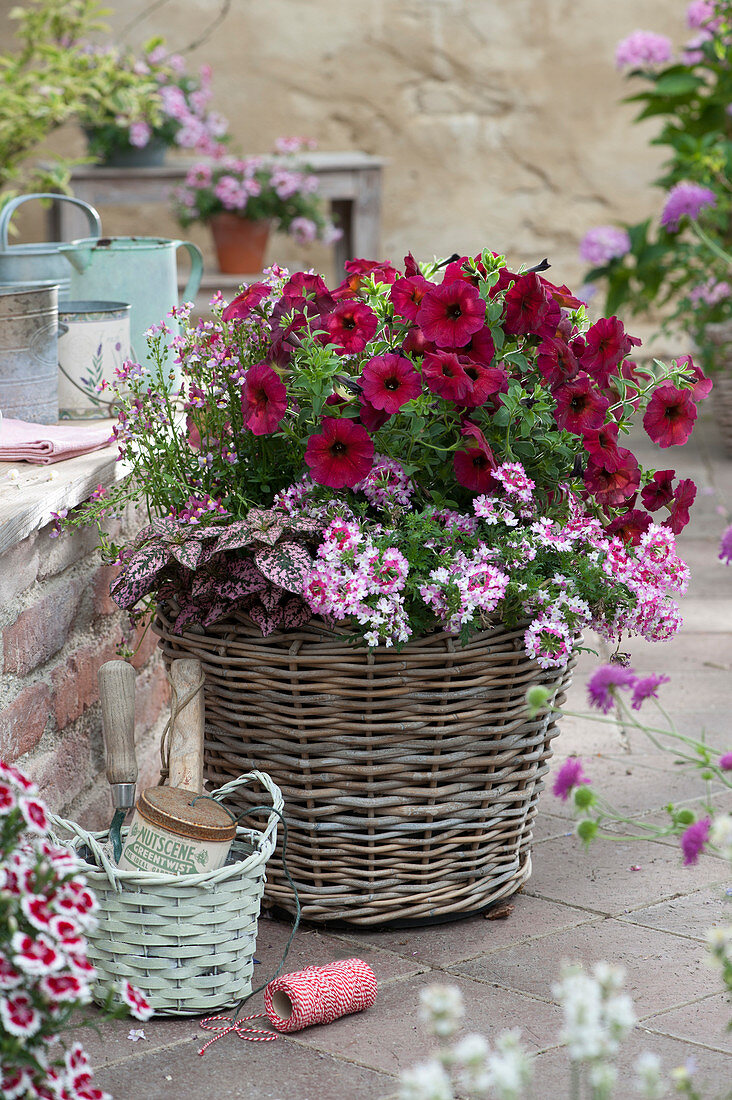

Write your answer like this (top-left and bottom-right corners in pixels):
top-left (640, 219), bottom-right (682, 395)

top-left (154, 608), bottom-right (575, 927)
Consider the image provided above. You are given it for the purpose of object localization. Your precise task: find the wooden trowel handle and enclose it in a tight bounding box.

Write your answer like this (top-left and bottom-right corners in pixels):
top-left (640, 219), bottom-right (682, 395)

top-left (168, 658), bottom-right (205, 792)
top-left (98, 660), bottom-right (137, 787)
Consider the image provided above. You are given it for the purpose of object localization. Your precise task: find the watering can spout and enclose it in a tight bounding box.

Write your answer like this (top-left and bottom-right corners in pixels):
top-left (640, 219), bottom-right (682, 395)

top-left (58, 241), bottom-right (93, 274)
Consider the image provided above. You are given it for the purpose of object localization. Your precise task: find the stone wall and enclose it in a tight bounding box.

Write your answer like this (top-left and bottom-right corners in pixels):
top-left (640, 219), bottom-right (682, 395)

top-left (0, 514), bottom-right (168, 828)
top-left (0, 0), bottom-right (684, 295)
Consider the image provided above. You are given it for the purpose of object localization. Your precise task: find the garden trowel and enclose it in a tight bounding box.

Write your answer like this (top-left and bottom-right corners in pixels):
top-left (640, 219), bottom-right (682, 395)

top-left (98, 660), bottom-right (137, 862)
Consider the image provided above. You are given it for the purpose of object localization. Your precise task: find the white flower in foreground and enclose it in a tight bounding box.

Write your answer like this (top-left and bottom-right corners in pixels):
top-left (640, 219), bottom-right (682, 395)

top-left (486, 1029), bottom-right (534, 1099)
top-left (418, 984), bottom-right (465, 1040)
top-left (399, 1059), bottom-right (454, 1100)
top-left (588, 1060), bottom-right (617, 1100)
top-left (634, 1051), bottom-right (666, 1099)
top-left (453, 1032), bottom-right (491, 1096)
top-left (710, 813), bottom-right (732, 860)
top-left (553, 966), bottom-right (605, 1060)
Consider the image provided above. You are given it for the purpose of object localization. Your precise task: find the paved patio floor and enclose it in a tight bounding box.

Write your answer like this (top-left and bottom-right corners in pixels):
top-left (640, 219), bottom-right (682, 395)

top-left (72, 412), bottom-right (732, 1099)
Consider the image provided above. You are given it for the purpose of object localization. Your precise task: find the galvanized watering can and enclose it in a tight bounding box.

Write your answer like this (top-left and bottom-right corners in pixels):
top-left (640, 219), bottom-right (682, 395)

top-left (0, 281), bottom-right (60, 423)
top-left (0, 193), bottom-right (102, 299)
top-left (58, 236), bottom-right (203, 365)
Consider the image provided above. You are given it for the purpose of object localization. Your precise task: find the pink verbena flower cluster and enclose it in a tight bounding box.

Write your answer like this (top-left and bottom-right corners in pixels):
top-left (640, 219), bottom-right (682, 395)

top-left (615, 30), bottom-right (673, 69)
top-left (0, 761), bottom-right (151, 1099)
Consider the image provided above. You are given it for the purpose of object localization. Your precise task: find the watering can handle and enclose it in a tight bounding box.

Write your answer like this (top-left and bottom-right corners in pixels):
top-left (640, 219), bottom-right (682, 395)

top-left (0, 193), bottom-right (102, 250)
top-left (175, 241), bottom-right (204, 306)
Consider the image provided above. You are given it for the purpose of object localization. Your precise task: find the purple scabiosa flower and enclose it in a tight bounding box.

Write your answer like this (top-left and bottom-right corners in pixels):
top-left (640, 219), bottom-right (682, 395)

top-left (719, 524), bottom-right (732, 565)
top-left (631, 673), bottom-right (670, 710)
top-left (615, 30), bottom-right (673, 69)
top-left (579, 226), bottom-right (631, 266)
top-left (680, 817), bottom-right (711, 865)
top-left (587, 665), bottom-right (637, 713)
top-left (661, 182), bottom-right (717, 232)
top-left (719, 752), bottom-right (732, 770)
top-left (553, 757), bottom-right (590, 801)
top-left (687, 0), bottom-right (716, 29)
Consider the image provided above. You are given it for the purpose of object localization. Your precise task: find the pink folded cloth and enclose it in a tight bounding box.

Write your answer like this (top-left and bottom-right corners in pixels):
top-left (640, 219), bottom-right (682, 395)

top-left (0, 417), bottom-right (115, 465)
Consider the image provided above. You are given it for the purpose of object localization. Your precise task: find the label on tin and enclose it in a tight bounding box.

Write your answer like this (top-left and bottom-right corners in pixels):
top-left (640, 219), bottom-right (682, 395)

top-left (118, 814), bottom-right (231, 875)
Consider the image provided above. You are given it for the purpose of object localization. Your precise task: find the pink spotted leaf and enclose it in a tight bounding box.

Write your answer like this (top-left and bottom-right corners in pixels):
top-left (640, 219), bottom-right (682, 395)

top-left (253, 541), bottom-right (312, 592)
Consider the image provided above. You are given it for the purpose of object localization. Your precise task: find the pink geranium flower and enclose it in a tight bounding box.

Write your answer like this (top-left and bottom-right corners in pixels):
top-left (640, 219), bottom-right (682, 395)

top-left (416, 280), bottom-right (486, 347)
top-left (304, 417), bottom-right (374, 488)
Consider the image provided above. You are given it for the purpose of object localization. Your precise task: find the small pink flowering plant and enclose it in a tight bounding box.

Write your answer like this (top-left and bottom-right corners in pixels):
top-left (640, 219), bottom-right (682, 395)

top-left (0, 761), bottom-right (152, 1099)
top-left (78, 37), bottom-right (229, 162)
top-left (172, 140), bottom-right (337, 244)
top-left (69, 247), bottom-right (707, 668)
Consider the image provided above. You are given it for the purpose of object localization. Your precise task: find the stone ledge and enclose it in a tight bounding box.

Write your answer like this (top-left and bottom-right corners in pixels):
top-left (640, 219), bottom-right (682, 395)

top-left (0, 422), bottom-right (125, 556)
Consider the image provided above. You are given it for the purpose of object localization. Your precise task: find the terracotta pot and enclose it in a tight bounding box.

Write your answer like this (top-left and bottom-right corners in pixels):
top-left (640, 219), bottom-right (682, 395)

top-left (209, 214), bottom-right (271, 274)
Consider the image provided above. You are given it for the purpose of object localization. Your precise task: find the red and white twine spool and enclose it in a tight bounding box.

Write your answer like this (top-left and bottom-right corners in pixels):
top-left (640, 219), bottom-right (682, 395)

top-left (264, 957), bottom-right (377, 1033)
top-left (198, 957), bottom-right (377, 1055)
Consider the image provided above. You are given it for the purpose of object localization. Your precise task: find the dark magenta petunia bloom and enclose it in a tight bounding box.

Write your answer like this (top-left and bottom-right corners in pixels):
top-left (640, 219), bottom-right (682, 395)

top-left (325, 301), bottom-right (379, 354)
top-left (664, 478), bottom-right (697, 535)
top-left (403, 251), bottom-right (420, 277)
top-left (553, 373), bottom-right (610, 435)
top-left (457, 361), bottom-right (508, 408)
top-left (582, 423), bottom-right (622, 472)
top-left (360, 353), bottom-right (422, 413)
top-left (221, 282), bottom-right (270, 322)
top-left (460, 326), bottom-right (496, 366)
top-left (676, 355), bottom-right (713, 402)
top-left (240, 362), bottom-right (288, 436)
top-left (332, 259), bottom-right (399, 299)
top-left (643, 384), bottom-right (697, 448)
top-left (416, 280), bottom-right (486, 347)
top-left (641, 469), bottom-right (676, 511)
top-left (401, 324), bottom-right (433, 357)
top-left (453, 422), bottom-right (497, 493)
top-left (422, 350), bottom-right (474, 403)
top-left (390, 275), bottom-right (431, 321)
top-left (584, 447), bottom-right (641, 506)
top-left (537, 336), bottom-right (580, 387)
top-left (540, 278), bottom-right (585, 311)
top-left (587, 664), bottom-right (636, 713)
top-left (552, 757), bottom-right (591, 801)
top-left (304, 416), bottom-right (375, 488)
top-left (358, 396), bottom-right (391, 432)
top-left (580, 316), bottom-right (641, 387)
top-left (280, 272), bottom-right (335, 315)
top-left (501, 272), bottom-right (552, 337)
top-left (680, 817), bottom-right (711, 866)
top-left (605, 508), bottom-right (653, 546)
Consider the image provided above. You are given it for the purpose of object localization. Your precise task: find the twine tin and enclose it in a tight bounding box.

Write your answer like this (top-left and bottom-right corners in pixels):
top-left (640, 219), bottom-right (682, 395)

top-left (118, 787), bottom-right (236, 875)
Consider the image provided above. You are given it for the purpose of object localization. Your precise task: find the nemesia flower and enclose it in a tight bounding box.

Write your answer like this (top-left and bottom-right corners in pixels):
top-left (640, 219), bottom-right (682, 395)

top-left (553, 757), bottom-right (590, 801)
top-left (680, 817), bottom-right (710, 865)
top-left (579, 226), bottom-right (632, 266)
top-left (587, 665), bottom-right (637, 713)
top-left (643, 384), bottom-right (697, 448)
top-left (325, 301), bottom-right (379, 354)
top-left (631, 673), bottom-right (670, 710)
top-left (661, 182), bottom-right (717, 232)
top-left (304, 417), bottom-right (374, 488)
top-left (360, 353), bottom-right (421, 413)
top-left (240, 362), bottom-right (288, 435)
top-left (421, 350), bottom-right (474, 402)
top-left (553, 374), bottom-right (610, 435)
top-left (615, 30), bottom-right (673, 69)
top-left (641, 469), bottom-right (675, 511)
top-left (416, 280), bottom-right (486, 347)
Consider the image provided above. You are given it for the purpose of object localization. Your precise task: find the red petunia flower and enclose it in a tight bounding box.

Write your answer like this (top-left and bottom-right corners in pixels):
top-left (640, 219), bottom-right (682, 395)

top-left (553, 373), bottom-right (610, 435)
top-left (422, 350), bottom-right (474, 402)
top-left (581, 316), bottom-right (641, 387)
top-left (332, 259), bottom-right (399, 299)
top-left (664, 478), bottom-right (697, 535)
top-left (358, 396), bottom-right (391, 432)
top-left (582, 423), bottom-right (623, 472)
top-left (641, 469), bottom-right (676, 511)
top-left (416, 280), bottom-right (486, 347)
top-left (676, 354), bottom-right (713, 402)
top-left (453, 422), bottom-right (498, 493)
top-left (457, 361), bottom-right (508, 408)
top-left (280, 271), bottom-right (335, 315)
top-left (605, 509), bottom-right (653, 546)
top-left (402, 324), bottom-right (433, 357)
top-left (360, 353), bottom-right (422, 413)
top-left (460, 326), bottom-right (496, 366)
top-left (584, 447), bottom-right (641, 505)
top-left (403, 251), bottom-right (420, 277)
top-left (221, 282), bottom-right (270, 323)
top-left (643, 384), bottom-right (698, 448)
top-left (241, 362), bottom-right (288, 435)
top-left (537, 336), bottom-right (580, 387)
top-left (325, 301), bottom-right (379, 354)
top-left (390, 275), bottom-right (431, 321)
top-left (540, 278), bottom-right (585, 310)
top-left (501, 272), bottom-right (552, 337)
top-left (305, 416), bottom-right (375, 488)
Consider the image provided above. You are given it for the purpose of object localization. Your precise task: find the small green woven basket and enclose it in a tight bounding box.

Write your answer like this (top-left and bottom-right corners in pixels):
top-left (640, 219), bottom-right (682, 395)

top-left (51, 770), bottom-right (282, 1017)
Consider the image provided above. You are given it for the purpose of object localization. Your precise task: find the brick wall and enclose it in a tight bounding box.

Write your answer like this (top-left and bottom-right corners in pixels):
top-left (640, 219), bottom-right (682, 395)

top-left (0, 512), bottom-right (169, 829)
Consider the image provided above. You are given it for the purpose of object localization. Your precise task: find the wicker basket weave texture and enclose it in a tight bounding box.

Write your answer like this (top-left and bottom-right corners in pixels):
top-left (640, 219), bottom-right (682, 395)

top-left (154, 608), bottom-right (575, 927)
top-left (51, 771), bottom-right (282, 1016)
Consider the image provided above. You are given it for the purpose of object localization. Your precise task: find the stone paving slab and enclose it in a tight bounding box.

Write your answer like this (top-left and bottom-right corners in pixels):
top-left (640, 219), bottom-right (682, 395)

top-left (617, 885), bottom-right (730, 943)
top-left (642, 993), bottom-right (732, 1055)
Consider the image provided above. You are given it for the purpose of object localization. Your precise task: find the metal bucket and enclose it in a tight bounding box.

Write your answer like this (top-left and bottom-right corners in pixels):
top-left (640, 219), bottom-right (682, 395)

top-left (0, 282), bottom-right (60, 423)
top-left (58, 299), bottom-right (131, 419)
top-left (0, 193), bottom-right (102, 300)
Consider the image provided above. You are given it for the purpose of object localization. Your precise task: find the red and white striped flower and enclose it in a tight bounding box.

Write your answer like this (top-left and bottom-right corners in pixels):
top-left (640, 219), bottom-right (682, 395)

top-left (1, 1066), bottom-right (32, 1099)
top-left (48, 914), bottom-right (86, 953)
top-left (0, 952), bottom-right (23, 989)
top-left (39, 840), bottom-right (77, 872)
top-left (11, 931), bottom-right (64, 976)
top-left (119, 979), bottom-right (153, 1021)
top-left (0, 991), bottom-right (42, 1037)
top-left (66, 952), bottom-right (96, 981)
top-left (21, 894), bottom-right (53, 932)
top-left (0, 760), bottom-right (37, 792)
top-left (18, 795), bottom-right (48, 834)
top-left (40, 973), bottom-right (90, 1004)
top-left (0, 781), bottom-right (16, 813)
